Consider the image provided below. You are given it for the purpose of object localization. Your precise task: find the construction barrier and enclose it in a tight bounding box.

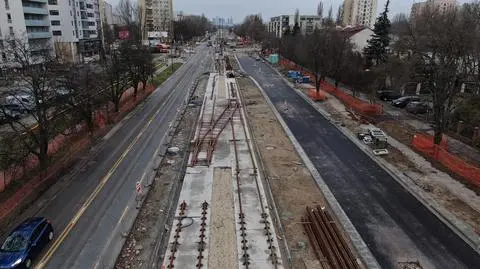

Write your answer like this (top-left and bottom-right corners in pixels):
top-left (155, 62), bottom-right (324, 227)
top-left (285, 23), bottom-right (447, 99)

top-left (0, 84), bottom-right (156, 192)
top-left (280, 58), bottom-right (383, 116)
top-left (412, 134), bottom-right (480, 186)
top-left (308, 88), bottom-right (328, 101)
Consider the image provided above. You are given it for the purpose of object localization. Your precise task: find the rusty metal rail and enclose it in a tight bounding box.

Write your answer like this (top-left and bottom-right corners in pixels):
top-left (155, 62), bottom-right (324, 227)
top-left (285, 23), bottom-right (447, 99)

top-left (167, 201), bottom-right (188, 269)
top-left (191, 100), bottom-right (239, 166)
top-left (230, 118), bottom-right (251, 268)
top-left (196, 201), bottom-right (209, 268)
top-left (303, 206), bottom-right (361, 269)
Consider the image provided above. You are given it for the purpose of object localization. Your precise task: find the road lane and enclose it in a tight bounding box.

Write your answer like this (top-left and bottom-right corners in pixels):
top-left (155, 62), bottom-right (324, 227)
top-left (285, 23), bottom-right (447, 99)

top-left (237, 55), bottom-right (480, 269)
top-left (0, 45), bottom-right (213, 269)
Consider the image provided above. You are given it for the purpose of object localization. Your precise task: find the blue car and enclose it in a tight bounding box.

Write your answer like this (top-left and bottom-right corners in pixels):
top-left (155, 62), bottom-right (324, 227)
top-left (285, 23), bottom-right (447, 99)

top-left (0, 217), bottom-right (53, 268)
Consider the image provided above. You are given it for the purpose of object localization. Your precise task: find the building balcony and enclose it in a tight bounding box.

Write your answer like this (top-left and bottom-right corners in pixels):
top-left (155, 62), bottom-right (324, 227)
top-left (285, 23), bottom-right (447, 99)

top-left (26, 0), bottom-right (47, 3)
top-left (25, 19), bottom-right (50, 27)
top-left (23, 7), bottom-right (49, 15)
top-left (28, 32), bottom-right (52, 39)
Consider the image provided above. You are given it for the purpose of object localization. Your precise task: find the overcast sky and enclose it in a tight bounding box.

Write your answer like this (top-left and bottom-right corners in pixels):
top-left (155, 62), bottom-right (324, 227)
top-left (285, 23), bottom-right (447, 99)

top-left (109, 0), bottom-right (472, 23)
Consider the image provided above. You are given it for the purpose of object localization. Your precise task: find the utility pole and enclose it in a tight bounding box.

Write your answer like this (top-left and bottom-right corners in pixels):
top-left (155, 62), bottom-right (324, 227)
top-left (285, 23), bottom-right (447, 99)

top-left (171, 18), bottom-right (174, 73)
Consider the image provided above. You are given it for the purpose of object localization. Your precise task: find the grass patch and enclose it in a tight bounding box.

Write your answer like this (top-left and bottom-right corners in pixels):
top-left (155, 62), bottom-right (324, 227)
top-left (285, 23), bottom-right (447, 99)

top-left (152, 63), bottom-right (183, 86)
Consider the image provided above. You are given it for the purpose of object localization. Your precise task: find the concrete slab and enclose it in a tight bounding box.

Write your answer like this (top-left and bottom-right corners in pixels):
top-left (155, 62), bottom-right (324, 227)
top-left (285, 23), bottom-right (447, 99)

top-left (163, 71), bottom-right (283, 269)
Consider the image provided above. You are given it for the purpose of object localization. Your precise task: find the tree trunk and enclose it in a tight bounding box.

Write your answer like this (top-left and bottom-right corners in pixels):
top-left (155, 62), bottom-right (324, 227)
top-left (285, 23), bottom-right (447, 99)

top-left (315, 74), bottom-right (321, 92)
top-left (433, 101), bottom-right (445, 145)
top-left (38, 132), bottom-right (49, 171)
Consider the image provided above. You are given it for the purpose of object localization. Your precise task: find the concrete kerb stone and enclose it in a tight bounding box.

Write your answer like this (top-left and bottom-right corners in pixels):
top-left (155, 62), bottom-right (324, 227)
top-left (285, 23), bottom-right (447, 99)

top-left (268, 64), bottom-right (480, 254)
top-left (244, 74), bottom-right (381, 269)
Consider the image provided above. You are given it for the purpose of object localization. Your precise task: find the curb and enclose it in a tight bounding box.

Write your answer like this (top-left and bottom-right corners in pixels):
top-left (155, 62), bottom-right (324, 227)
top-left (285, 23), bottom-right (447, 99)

top-left (269, 63), bottom-right (480, 254)
top-left (236, 56), bottom-right (381, 268)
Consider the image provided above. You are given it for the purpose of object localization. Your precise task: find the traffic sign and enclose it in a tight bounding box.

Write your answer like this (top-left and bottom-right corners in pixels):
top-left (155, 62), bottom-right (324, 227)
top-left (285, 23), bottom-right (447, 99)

top-left (136, 181), bottom-right (143, 195)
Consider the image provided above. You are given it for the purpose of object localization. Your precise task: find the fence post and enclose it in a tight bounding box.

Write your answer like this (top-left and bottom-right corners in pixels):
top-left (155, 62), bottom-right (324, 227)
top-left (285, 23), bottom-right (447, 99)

top-left (456, 121), bottom-right (464, 134)
top-left (473, 127), bottom-right (479, 143)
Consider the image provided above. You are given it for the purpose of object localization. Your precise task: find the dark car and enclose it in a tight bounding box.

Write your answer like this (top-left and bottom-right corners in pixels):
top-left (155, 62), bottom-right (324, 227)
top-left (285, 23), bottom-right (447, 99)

top-left (406, 101), bottom-right (430, 114)
top-left (376, 90), bottom-right (402, 101)
top-left (0, 106), bottom-right (21, 124)
top-left (391, 96), bottom-right (420, 108)
top-left (0, 217), bottom-right (53, 268)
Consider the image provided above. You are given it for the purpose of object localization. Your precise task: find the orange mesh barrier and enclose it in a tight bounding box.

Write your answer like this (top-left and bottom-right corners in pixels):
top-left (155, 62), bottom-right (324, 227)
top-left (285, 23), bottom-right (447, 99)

top-left (0, 84), bottom-right (157, 192)
top-left (308, 89), bottom-right (327, 101)
top-left (412, 134), bottom-right (480, 186)
top-left (280, 58), bottom-right (383, 116)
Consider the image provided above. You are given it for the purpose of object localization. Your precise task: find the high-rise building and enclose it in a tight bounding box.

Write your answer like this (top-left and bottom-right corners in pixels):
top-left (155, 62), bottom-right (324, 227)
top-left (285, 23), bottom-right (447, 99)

top-left (411, 0), bottom-right (456, 19)
top-left (342, 0), bottom-right (377, 28)
top-left (267, 15), bottom-right (322, 38)
top-left (0, 0), bottom-right (54, 67)
top-left (140, 0), bottom-right (173, 40)
top-left (48, 0), bottom-right (102, 63)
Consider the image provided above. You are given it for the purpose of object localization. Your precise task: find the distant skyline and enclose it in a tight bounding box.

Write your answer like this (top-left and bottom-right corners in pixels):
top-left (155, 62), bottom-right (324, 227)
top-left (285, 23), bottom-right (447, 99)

top-left (108, 0), bottom-right (472, 23)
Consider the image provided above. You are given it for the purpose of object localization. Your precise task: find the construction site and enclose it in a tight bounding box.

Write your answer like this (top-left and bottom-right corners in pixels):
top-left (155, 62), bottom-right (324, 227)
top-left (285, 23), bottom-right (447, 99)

top-left (114, 43), bottom-right (479, 269)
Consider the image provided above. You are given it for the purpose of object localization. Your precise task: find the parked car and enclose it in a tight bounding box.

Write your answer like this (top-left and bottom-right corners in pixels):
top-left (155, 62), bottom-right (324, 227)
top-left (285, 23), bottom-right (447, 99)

top-left (4, 95), bottom-right (36, 112)
top-left (376, 90), bottom-right (402, 101)
top-left (391, 96), bottom-right (421, 108)
top-left (0, 106), bottom-right (21, 124)
top-left (406, 101), bottom-right (430, 114)
top-left (0, 217), bottom-right (53, 269)
top-left (1, 104), bottom-right (25, 115)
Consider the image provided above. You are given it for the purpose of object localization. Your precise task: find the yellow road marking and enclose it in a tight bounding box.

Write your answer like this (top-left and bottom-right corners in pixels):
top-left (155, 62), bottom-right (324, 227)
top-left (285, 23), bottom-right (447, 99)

top-left (36, 97), bottom-right (167, 269)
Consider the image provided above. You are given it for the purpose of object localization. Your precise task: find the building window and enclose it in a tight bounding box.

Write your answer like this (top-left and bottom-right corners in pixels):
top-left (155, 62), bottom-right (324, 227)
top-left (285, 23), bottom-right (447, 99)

top-left (49, 10), bottom-right (59, 16)
top-left (52, 30), bottom-right (62, 36)
top-left (7, 13), bottom-right (11, 23)
top-left (4, 0), bottom-right (9, 10)
top-left (9, 26), bottom-right (13, 36)
top-left (48, 0), bottom-right (58, 4)
top-left (51, 20), bottom-right (60, 26)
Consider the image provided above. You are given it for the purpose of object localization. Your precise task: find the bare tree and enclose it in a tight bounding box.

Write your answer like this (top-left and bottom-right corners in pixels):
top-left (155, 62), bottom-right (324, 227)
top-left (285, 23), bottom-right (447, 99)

top-left (328, 30), bottom-right (353, 88)
top-left (62, 64), bottom-right (108, 135)
top-left (336, 4), bottom-right (344, 26)
top-left (101, 49), bottom-right (129, 112)
top-left (306, 29), bottom-right (331, 92)
top-left (317, 1), bottom-right (324, 17)
top-left (117, 0), bottom-right (144, 98)
top-left (1, 36), bottom-right (65, 169)
top-left (138, 47), bottom-right (155, 91)
top-left (400, 4), bottom-right (476, 144)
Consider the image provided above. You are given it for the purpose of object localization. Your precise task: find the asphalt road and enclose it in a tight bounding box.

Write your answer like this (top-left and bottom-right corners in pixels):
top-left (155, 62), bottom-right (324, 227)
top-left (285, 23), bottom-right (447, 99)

top-left (2, 45), bottom-right (212, 269)
top-left (237, 55), bottom-right (480, 269)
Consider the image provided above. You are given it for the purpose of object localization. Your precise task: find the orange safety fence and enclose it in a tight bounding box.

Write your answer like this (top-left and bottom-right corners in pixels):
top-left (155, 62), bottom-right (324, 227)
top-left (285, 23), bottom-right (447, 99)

top-left (0, 83), bottom-right (157, 192)
top-left (280, 58), bottom-right (383, 116)
top-left (308, 88), bottom-right (328, 101)
top-left (412, 134), bottom-right (480, 186)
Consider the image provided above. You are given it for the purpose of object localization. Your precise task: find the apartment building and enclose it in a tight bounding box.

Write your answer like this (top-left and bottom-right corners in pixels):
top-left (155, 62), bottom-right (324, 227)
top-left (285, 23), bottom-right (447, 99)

top-left (268, 15), bottom-right (322, 38)
top-left (342, 0), bottom-right (377, 28)
top-left (48, 0), bottom-right (102, 63)
top-left (0, 0), bottom-right (54, 67)
top-left (140, 0), bottom-right (173, 40)
top-left (411, 0), bottom-right (457, 19)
